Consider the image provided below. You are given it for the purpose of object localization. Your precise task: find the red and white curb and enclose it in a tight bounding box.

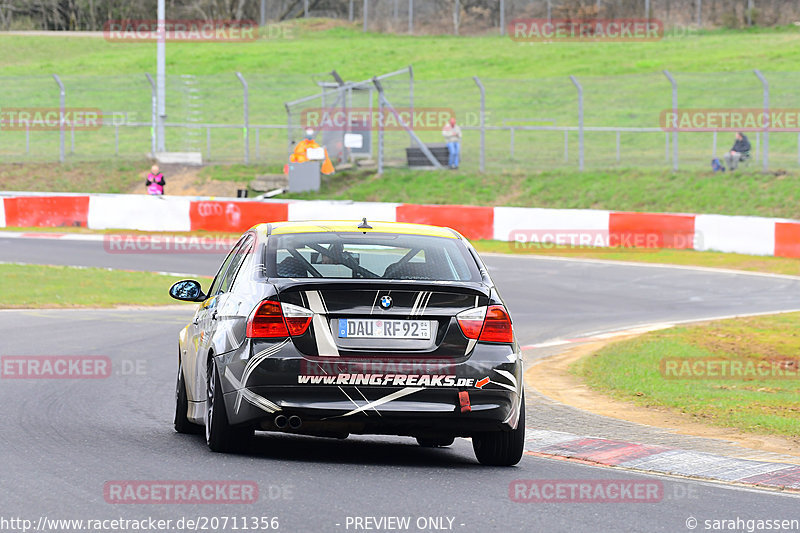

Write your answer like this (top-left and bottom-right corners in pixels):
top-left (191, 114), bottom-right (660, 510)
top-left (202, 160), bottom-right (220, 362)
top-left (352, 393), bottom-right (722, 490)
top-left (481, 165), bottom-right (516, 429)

top-left (524, 429), bottom-right (800, 491)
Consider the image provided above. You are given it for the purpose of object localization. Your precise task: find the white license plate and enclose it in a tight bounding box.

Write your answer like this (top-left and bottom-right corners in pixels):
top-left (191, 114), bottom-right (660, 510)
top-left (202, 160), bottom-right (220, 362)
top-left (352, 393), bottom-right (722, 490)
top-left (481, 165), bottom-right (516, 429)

top-left (338, 319), bottom-right (431, 339)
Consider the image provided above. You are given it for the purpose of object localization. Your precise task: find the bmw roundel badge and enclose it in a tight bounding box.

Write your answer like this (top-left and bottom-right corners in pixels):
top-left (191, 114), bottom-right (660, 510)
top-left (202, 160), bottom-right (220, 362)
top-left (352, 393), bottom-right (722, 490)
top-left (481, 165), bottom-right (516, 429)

top-left (380, 295), bottom-right (393, 309)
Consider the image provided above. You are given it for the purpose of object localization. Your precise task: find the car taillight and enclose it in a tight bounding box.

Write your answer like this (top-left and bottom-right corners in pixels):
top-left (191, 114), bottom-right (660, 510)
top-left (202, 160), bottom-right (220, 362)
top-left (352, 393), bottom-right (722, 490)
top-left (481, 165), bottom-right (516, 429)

top-left (281, 302), bottom-right (314, 336)
top-left (246, 300), bottom-right (313, 338)
top-left (456, 305), bottom-right (513, 343)
top-left (479, 305), bottom-right (514, 343)
top-left (456, 306), bottom-right (487, 340)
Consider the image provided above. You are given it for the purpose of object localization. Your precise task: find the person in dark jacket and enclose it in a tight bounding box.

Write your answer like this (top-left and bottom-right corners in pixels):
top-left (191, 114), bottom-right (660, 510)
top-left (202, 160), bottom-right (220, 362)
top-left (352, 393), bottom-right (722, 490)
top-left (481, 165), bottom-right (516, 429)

top-left (723, 132), bottom-right (751, 171)
top-left (146, 164), bottom-right (165, 195)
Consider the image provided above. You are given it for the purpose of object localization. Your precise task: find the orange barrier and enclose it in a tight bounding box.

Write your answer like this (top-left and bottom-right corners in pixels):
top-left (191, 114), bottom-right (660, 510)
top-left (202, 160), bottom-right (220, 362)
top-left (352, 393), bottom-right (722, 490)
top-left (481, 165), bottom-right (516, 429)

top-left (609, 212), bottom-right (695, 249)
top-left (774, 222), bottom-right (800, 258)
top-left (3, 196), bottom-right (89, 228)
top-left (189, 201), bottom-right (289, 233)
top-left (396, 204), bottom-right (494, 240)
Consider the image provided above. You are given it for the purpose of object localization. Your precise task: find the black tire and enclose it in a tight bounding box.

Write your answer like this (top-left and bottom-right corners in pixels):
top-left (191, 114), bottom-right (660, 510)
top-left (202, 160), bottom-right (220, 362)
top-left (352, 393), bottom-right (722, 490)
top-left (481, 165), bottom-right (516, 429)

top-left (174, 360), bottom-right (203, 435)
top-left (205, 359), bottom-right (252, 452)
top-left (416, 436), bottom-right (455, 448)
top-left (472, 394), bottom-right (525, 466)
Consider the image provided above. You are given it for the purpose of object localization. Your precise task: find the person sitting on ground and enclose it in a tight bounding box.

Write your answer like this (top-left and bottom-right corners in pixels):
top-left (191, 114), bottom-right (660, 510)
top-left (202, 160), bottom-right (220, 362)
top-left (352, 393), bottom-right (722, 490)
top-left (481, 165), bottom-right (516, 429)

top-left (722, 132), bottom-right (751, 171)
top-left (442, 117), bottom-right (462, 170)
top-left (288, 128), bottom-right (335, 175)
top-left (145, 164), bottom-right (165, 195)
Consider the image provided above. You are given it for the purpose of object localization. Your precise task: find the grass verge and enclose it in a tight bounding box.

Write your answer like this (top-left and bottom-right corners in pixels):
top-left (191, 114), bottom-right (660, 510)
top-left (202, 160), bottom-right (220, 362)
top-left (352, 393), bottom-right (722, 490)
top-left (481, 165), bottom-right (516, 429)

top-left (284, 167), bottom-right (800, 219)
top-left (0, 263), bottom-right (197, 308)
top-left (571, 313), bottom-right (800, 438)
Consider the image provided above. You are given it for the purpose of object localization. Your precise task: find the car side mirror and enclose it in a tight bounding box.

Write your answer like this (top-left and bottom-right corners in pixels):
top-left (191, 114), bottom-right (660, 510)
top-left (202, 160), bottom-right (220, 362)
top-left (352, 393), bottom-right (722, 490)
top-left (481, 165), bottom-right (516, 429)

top-left (169, 279), bottom-right (206, 302)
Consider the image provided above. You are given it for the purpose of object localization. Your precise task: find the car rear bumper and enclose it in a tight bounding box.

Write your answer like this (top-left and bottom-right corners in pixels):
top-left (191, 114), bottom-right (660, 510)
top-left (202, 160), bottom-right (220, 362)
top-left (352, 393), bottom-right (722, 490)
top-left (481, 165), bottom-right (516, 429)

top-left (215, 339), bottom-right (523, 437)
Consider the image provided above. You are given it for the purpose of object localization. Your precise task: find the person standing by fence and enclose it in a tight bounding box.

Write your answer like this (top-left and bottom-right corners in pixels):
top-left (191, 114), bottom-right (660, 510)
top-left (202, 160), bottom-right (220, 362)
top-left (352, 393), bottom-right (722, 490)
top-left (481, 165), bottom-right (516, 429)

top-left (442, 117), bottom-right (462, 169)
top-left (146, 164), bottom-right (165, 195)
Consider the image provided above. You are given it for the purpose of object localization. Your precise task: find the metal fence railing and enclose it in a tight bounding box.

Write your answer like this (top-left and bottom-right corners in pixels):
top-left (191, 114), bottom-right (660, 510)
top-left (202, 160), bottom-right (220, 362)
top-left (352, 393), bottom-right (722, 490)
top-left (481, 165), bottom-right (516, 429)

top-left (2, 70), bottom-right (800, 172)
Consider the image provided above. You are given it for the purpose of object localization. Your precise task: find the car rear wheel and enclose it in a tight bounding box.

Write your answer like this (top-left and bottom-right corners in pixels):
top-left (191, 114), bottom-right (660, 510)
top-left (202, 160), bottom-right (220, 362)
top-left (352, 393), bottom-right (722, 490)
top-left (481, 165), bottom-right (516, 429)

top-left (416, 436), bottom-right (455, 448)
top-left (472, 393), bottom-right (525, 466)
top-left (205, 359), bottom-right (252, 452)
top-left (174, 360), bottom-right (202, 435)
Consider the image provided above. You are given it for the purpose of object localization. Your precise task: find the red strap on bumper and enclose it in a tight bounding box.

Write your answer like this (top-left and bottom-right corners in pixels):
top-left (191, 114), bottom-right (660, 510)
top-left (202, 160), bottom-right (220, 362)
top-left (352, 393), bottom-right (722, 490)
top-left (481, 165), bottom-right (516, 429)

top-left (458, 391), bottom-right (471, 413)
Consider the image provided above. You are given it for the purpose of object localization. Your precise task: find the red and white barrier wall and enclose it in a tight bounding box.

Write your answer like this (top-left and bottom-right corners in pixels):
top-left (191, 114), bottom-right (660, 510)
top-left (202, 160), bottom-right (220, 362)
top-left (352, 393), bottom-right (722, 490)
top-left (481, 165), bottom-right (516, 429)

top-left (1, 192), bottom-right (798, 258)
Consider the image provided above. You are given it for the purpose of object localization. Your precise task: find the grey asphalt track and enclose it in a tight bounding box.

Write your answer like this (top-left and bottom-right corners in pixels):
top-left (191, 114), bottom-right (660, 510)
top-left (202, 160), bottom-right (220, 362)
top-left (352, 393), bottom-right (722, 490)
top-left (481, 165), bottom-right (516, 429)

top-left (2, 236), bottom-right (800, 532)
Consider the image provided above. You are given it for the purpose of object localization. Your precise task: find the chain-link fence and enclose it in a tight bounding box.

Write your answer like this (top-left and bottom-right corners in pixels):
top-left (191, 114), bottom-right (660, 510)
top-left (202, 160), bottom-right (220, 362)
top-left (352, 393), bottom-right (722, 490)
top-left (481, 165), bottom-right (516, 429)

top-left (2, 70), bottom-right (800, 172)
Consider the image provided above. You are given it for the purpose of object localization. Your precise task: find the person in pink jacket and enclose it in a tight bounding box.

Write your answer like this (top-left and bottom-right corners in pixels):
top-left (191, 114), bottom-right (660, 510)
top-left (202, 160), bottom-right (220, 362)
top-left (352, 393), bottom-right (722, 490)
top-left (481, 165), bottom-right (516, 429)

top-left (146, 165), bottom-right (166, 195)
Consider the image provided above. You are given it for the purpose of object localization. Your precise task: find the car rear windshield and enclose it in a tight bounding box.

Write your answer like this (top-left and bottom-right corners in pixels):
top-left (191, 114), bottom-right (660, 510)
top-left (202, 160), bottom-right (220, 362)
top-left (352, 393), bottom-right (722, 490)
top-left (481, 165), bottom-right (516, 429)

top-left (266, 232), bottom-right (481, 281)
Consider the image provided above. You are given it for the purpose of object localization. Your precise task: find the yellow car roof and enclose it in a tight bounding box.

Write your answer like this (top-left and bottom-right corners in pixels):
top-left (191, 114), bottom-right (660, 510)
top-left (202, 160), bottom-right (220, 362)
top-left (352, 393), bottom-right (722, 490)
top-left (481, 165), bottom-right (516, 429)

top-left (260, 220), bottom-right (461, 239)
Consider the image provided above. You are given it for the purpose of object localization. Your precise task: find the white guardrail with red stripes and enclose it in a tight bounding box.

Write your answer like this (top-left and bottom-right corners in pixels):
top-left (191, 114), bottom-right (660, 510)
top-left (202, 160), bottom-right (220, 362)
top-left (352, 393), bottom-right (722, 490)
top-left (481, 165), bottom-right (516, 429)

top-left (1, 192), bottom-right (799, 258)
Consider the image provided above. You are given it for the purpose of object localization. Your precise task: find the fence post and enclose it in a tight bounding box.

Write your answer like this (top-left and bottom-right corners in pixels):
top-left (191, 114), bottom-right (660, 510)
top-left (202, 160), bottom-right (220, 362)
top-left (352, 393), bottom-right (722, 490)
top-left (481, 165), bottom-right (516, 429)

top-left (663, 70), bottom-right (678, 171)
top-left (145, 73), bottom-right (157, 156)
top-left (510, 128), bottom-right (515, 158)
top-left (746, 0), bottom-right (753, 25)
top-left (696, 0), bottom-right (702, 27)
top-left (363, 0), bottom-right (368, 32)
top-left (408, 0), bottom-right (413, 34)
top-left (500, 0), bottom-right (505, 35)
top-left (304, 0), bottom-right (309, 17)
top-left (235, 72), bottom-right (250, 164)
top-left (377, 89), bottom-right (384, 175)
top-left (616, 130), bottom-right (620, 162)
top-left (453, 0), bottom-right (459, 35)
top-left (645, 0), bottom-right (650, 20)
top-left (350, 0), bottom-right (354, 22)
top-left (260, 0), bottom-right (266, 26)
top-left (409, 65), bottom-right (414, 117)
top-left (206, 126), bottom-right (211, 160)
top-left (547, 0), bottom-right (551, 23)
top-left (754, 69), bottom-right (769, 172)
top-left (156, 0), bottom-right (166, 152)
top-left (564, 130), bottom-right (569, 162)
top-left (569, 75), bottom-right (584, 171)
top-left (473, 76), bottom-right (486, 173)
top-left (52, 74), bottom-right (65, 163)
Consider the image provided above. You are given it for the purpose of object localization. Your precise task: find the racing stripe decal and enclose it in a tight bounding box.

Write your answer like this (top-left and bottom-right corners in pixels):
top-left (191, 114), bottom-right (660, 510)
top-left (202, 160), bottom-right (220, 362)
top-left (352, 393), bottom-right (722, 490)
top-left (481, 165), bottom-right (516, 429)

top-left (240, 340), bottom-right (290, 389)
top-left (225, 367), bottom-right (281, 414)
top-left (305, 291), bottom-right (339, 357)
top-left (336, 387), bottom-right (424, 417)
top-left (410, 291), bottom-right (431, 317)
top-left (493, 369), bottom-right (517, 389)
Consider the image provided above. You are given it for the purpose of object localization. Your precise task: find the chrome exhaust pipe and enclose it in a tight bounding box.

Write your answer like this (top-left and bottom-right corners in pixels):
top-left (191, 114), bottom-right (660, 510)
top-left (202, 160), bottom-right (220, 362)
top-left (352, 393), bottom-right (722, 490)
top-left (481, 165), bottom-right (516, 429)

top-left (274, 414), bottom-right (288, 429)
top-left (288, 415), bottom-right (302, 430)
